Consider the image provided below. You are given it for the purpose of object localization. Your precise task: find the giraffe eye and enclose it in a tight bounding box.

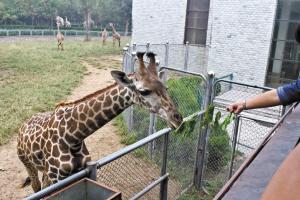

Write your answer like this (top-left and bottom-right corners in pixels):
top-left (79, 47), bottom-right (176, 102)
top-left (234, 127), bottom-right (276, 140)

top-left (139, 89), bottom-right (152, 96)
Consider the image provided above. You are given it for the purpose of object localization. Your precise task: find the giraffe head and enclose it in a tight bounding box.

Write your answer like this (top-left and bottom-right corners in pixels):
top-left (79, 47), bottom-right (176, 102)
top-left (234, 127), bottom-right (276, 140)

top-left (111, 52), bottom-right (183, 129)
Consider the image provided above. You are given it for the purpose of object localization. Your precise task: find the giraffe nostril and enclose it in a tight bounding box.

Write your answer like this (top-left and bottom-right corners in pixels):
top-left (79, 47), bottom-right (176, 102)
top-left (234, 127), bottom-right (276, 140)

top-left (174, 113), bottom-right (183, 122)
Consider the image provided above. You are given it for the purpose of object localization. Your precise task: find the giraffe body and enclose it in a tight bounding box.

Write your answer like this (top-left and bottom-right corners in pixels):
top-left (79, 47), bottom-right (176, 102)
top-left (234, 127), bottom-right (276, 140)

top-left (56, 16), bottom-right (64, 51)
top-left (18, 52), bottom-right (183, 193)
top-left (109, 23), bottom-right (121, 47)
top-left (101, 28), bottom-right (108, 45)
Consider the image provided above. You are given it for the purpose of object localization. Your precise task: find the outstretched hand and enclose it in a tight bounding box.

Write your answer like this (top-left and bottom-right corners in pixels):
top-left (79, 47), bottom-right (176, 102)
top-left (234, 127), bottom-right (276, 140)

top-left (226, 101), bottom-right (245, 114)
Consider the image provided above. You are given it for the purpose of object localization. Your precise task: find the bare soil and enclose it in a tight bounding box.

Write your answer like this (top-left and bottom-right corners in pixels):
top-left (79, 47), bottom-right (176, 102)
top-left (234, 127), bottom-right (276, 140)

top-left (0, 55), bottom-right (125, 200)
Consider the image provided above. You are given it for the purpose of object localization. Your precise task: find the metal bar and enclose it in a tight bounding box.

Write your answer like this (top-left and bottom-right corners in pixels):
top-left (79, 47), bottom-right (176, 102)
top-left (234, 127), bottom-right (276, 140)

top-left (215, 73), bottom-right (234, 81)
top-left (214, 79), bottom-right (273, 91)
top-left (130, 174), bottom-right (169, 200)
top-left (159, 66), bottom-right (206, 81)
top-left (97, 128), bottom-right (172, 167)
top-left (146, 42), bottom-right (150, 52)
top-left (164, 42), bottom-right (169, 68)
top-left (160, 132), bottom-right (169, 200)
top-left (87, 161), bottom-right (97, 181)
top-left (194, 71), bottom-right (215, 189)
top-left (213, 103), bottom-right (298, 200)
top-left (228, 116), bottom-right (240, 178)
top-left (148, 113), bottom-right (155, 159)
top-left (184, 41), bottom-right (190, 71)
top-left (24, 169), bottom-right (89, 200)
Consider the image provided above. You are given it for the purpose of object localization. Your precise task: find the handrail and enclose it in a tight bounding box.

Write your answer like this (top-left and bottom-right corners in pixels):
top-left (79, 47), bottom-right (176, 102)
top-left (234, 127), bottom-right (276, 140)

top-left (24, 169), bottom-right (90, 200)
top-left (96, 127), bottom-right (172, 168)
top-left (159, 66), bottom-right (207, 81)
top-left (213, 79), bottom-right (273, 91)
top-left (213, 103), bottom-right (298, 200)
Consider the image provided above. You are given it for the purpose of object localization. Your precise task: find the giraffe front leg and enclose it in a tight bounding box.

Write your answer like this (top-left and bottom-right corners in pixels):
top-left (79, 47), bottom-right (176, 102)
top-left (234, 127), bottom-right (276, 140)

top-left (42, 173), bottom-right (51, 189)
top-left (24, 162), bottom-right (41, 192)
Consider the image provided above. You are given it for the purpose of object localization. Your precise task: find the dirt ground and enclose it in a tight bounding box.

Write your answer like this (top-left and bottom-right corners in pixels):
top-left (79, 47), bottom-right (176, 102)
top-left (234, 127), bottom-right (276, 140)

top-left (0, 55), bottom-right (125, 200)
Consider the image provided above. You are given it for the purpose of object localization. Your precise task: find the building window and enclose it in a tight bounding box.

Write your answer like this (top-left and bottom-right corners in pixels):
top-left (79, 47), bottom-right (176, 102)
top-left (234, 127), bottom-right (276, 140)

top-left (184, 0), bottom-right (210, 45)
top-left (266, 0), bottom-right (300, 87)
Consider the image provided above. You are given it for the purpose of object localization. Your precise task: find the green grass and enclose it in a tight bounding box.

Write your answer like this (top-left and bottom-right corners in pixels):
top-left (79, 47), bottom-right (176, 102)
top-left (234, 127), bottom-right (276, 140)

top-left (0, 38), bottom-right (130, 144)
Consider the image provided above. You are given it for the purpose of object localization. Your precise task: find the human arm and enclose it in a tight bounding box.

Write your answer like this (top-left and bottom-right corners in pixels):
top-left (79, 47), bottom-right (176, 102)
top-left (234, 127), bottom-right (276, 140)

top-left (227, 79), bottom-right (300, 114)
top-left (226, 89), bottom-right (281, 114)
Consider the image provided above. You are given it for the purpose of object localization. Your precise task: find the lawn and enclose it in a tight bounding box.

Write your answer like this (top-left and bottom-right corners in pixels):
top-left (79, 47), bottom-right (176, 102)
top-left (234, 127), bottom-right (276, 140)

top-left (0, 38), bottom-right (129, 144)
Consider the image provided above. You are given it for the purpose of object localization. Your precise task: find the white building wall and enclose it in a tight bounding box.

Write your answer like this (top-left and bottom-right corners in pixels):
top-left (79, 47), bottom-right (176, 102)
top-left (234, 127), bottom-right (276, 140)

top-left (207, 0), bottom-right (277, 85)
top-left (132, 0), bottom-right (187, 44)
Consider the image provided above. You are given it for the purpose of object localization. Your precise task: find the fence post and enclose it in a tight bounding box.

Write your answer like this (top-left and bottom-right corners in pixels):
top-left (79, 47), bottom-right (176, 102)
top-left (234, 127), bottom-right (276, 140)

top-left (133, 43), bottom-right (137, 52)
top-left (128, 51), bottom-right (136, 132)
top-left (87, 161), bottom-right (97, 181)
top-left (229, 73), bottom-right (233, 90)
top-left (146, 42), bottom-right (150, 53)
top-left (122, 46), bottom-right (129, 72)
top-left (164, 42), bottom-right (169, 68)
top-left (184, 41), bottom-right (190, 71)
top-left (160, 131), bottom-right (169, 200)
top-left (194, 71), bottom-right (215, 190)
top-left (228, 115), bottom-right (240, 179)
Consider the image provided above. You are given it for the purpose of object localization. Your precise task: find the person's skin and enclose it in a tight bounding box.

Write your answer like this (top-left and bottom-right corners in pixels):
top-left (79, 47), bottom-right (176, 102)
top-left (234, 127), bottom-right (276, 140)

top-left (226, 89), bottom-right (281, 114)
top-left (260, 144), bottom-right (300, 200)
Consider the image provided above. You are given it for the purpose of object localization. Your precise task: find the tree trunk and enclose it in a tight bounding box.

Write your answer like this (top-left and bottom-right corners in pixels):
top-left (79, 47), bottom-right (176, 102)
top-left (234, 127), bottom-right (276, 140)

top-left (84, 8), bottom-right (91, 41)
top-left (124, 20), bottom-right (129, 36)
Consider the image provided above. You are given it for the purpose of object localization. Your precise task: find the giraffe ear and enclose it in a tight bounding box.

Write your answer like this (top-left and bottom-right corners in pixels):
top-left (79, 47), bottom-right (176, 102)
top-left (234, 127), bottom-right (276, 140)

top-left (111, 70), bottom-right (133, 87)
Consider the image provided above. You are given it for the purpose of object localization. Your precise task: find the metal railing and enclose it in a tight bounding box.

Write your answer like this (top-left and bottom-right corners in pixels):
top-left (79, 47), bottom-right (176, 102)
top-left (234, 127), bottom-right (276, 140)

top-left (25, 111), bottom-right (205, 200)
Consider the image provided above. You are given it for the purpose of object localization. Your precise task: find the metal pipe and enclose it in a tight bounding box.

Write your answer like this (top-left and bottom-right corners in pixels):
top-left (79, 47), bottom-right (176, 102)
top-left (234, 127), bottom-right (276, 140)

top-left (194, 71), bottom-right (215, 189)
top-left (160, 132), bottom-right (169, 200)
top-left (164, 42), bottom-right (169, 68)
top-left (228, 116), bottom-right (240, 178)
top-left (130, 174), bottom-right (169, 200)
top-left (158, 66), bottom-right (206, 81)
top-left (184, 41), bottom-right (190, 71)
top-left (87, 161), bottom-right (97, 181)
top-left (24, 169), bottom-right (89, 200)
top-left (97, 128), bottom-right (172, 168)
top-left (213, 79), bottom-right (273, 91)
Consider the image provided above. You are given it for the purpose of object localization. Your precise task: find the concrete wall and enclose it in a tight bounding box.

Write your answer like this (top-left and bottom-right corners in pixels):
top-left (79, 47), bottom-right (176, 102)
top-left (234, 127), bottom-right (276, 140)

top-left (206, 0), bottom-right (277, 85)
top-left (132, 0), bottom-right (277, 86)
top-left (132, 0), bottom-right (187, 44)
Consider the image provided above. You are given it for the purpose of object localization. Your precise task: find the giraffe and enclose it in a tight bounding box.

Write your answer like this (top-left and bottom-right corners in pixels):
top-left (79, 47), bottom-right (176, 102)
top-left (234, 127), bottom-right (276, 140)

top-left (65, 17), bottom-right (71, 28)
top-left (109, 23), bottom-right (121, 47)
top-left (56, 16), bottom-right (64, 51)
top-left (17, 52), bottom-right (183, 193)
top-left (101, 28), bottom-right (108, 46)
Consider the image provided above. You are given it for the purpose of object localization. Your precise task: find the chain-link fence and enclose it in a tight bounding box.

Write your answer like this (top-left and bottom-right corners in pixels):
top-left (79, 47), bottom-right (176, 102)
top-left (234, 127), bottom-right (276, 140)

top-left (0, 29), bottom-right (131, 37)
top-left (197, 80), bottom-right (285, 195)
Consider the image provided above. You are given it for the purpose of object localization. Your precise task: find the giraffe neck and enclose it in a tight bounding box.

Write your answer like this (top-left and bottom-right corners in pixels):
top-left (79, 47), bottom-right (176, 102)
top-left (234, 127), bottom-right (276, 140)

top-left (57, 84), bottom-right (136, 146)
top-left (111, 26), bottom-right (117, 34)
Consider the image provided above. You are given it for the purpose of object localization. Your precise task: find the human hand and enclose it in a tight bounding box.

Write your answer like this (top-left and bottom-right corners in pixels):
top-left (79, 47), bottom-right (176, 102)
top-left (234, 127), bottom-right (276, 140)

top-left (226, 100), bottom-right (246, 114)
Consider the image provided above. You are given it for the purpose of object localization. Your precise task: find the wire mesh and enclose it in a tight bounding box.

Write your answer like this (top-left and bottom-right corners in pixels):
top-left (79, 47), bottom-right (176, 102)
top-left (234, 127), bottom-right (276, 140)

top-left (200, 81), bottom-right (283, 195)
top-left (96, 136), bottom-right (182, 200)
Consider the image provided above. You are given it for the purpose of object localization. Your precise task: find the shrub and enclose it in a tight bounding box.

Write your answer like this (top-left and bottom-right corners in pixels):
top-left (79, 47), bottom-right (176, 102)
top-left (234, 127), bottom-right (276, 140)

top-left (201, 105), bottom-right (233, 173)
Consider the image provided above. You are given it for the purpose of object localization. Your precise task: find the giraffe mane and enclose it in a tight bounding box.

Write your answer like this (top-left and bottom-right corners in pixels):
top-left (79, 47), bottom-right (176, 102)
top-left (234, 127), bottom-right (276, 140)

top-left (55, 82), bottom-right (118, 108)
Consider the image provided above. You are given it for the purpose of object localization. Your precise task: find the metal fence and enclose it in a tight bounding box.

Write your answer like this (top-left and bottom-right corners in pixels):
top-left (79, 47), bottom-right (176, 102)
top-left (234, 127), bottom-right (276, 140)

top-left (0, 29), bottom-right (131, 37)
top-left (25, 43), bottom-right (288, 200)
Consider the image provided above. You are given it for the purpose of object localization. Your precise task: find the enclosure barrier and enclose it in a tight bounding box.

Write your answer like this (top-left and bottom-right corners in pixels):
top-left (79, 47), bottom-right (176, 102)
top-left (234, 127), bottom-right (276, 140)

top-left (0, 29), bottom-right (131, 37)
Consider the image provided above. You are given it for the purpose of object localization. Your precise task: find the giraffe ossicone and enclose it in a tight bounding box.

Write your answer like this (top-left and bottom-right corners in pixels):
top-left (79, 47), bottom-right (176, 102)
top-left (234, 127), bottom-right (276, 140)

top-left (17, 51), bottom-right (183, 193)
